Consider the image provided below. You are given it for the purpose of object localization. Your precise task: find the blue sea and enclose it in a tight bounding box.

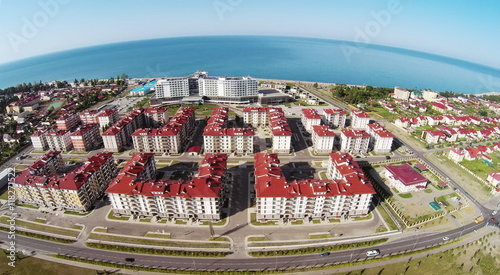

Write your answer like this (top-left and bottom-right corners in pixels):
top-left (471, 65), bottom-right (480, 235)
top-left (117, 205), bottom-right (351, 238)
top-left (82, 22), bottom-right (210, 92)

top-left (0, 35), bottom-right (499, 94)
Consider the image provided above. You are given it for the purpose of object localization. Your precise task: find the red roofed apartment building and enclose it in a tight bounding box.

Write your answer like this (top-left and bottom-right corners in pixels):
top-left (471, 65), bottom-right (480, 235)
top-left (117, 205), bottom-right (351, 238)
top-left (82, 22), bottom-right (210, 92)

top-left (203, 107), bottom-right (254, 154)
top-left (106, 153), bottom-right (229, 220)
top-left (340, 129), bottom-right (370, 155)
top-left (322, 108), bottom-right (347, 129)
top-left (30, 129), bottom-right (49, 151)
top-left (312, 125), bottom-right (335, 154)
top-left (45, 129), bottom-right (73, 152)
top-left (243, 107), bottom-right (292, 153)
top-left (253, 153), bottom-right (375, 221)
top-left (55, 112), bottom-right (81, 131)
top-left (132, 107), bottom-right (195, 154)
top-left (102, 108), bottom-right (145, 152)
top-left (13, 151), bottom-right (117, 211)
top-left (80, 108), bottom-right (120, 129)
top-left (384, 163), bottom-right (428, 193)
top-left (366, 123), bottom-right (394, 154)
top-left (350, 109), bottom-right (370, 130)
top-left (71, 124), bottom-right (102, 152)
top-left (301, 108), bottom-right (321, 131)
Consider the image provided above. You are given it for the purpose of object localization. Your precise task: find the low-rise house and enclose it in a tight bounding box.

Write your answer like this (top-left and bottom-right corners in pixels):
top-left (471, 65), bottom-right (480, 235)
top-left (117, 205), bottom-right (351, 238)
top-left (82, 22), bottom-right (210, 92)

top-left (384, 163), bottom-right (428, 193)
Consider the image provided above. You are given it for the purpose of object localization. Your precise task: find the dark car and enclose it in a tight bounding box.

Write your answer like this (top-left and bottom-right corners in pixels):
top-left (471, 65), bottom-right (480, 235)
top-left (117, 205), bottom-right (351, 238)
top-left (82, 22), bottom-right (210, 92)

top-left (450, 215), bottom-right (456, 219)
top-left (125, 258), bottom-right (135, 263)
top-left (385, 156), bottom-right (391, 160)
top-left (320, 252), bottom-right (331, 257)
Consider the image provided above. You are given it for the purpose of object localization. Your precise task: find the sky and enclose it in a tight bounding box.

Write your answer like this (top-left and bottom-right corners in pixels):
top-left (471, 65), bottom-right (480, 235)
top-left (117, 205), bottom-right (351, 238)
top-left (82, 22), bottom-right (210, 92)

top-left (0, 0), bottom-right (499, 68)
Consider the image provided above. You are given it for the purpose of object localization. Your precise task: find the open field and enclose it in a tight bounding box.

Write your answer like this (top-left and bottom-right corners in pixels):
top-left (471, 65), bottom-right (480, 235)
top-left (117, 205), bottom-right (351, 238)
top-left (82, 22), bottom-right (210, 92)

top-left (0, 250), bottom-right (97, 275)
top-left (0, 217), bottom-right (80, 237)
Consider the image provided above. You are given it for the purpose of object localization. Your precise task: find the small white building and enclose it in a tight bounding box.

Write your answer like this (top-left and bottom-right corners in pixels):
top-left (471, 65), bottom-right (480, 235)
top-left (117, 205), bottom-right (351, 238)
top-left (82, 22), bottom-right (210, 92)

top-left (366, 123), bottom-right (393, 154)
top-left (384, 164), bottom-right (428, 193)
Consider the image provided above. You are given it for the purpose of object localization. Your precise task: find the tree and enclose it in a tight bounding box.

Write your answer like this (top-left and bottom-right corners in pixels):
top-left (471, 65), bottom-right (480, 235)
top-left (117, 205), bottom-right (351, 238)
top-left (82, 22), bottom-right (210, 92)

top-left (120, 73), bottom-right (128, 80)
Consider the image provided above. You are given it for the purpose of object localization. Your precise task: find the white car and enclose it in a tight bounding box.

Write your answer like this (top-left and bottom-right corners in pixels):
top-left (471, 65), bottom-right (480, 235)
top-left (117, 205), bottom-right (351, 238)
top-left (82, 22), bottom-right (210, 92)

top-left (442, 236), bottom-right (450, 241)
top-left (366, 249), bottom-right (380, 257)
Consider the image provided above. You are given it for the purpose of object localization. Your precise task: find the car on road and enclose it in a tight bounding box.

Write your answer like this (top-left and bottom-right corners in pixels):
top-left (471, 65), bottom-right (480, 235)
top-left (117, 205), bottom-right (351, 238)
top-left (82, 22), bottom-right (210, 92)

top-left (442, 236), bottom-right (450, 241)
top-left (366, 249), bottom-right (380, 257)
top-left (320, 252), bottom-right (331, 257)
top-left (125, 258), bottom-right (135, 263)
top-left (450, 215), bottom-right (456, 219)
top-left (385, 156), bottom-right (391, 160)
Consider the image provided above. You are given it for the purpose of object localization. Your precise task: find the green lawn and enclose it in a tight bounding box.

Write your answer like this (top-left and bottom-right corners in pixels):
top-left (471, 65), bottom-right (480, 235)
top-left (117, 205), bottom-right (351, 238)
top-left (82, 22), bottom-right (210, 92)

top-left (106, 210), bottom-right (129, 221)
top-left (0, 217), bottom-right (80, 237)
top-left (376, 204), bottom-right (399, 231)
top-left (352, 212), bottom-right (373, 221)
top-left (460, 155), bottom-right (500, 179)
top-left (144, 233), bottom-right (171, 239)
top-left (87, 233), bottom-right (230, 248)
top-left (250, 213), bottom-right (278, 226)
top-left (0, 250), bottom-right (98, 275)
top-left (247, 236), bottom-right (269, 242)
top-left (307, 233), bottom-right (332, 239)
top-left (398, 193), bottom-right (413, 199)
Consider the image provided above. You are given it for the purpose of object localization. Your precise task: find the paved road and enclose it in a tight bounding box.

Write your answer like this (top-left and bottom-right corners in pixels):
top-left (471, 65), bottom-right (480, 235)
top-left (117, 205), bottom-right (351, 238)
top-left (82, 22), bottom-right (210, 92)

top-left (1, 221), bottom-right (492, 271)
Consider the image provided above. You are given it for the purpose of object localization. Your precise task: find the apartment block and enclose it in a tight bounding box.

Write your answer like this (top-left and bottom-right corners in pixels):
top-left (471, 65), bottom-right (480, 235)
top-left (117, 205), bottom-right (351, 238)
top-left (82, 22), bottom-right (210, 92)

top-left (394, 87), bottom-right (411, 101)
top-left (322, 108), bottom-right (347, 129)
top-left (242, 107), bottom-right (268, 127)
top-left (350, 109), bottom-right (370, 130)
top-left (340, 129), bottom-right (370, 155)
top-left (96, 108), bottom-right (119, 129)
top-left (14, 152), bottom-right (117, 211)
top-left (254, 153), bottom-right (375, 221)
top-left (132, 107), bottom-right (195, 154)
top-left (301, 108), bottom-right (321, 131)
top-left (55, 112), bottom-right (81, 131)
top-left (102, 108), bottom-right (147, 152)
top-left (31, 130), bottom-right (49, 151)
top-left (45, 129), bottom-right (73, 152)
top-left (203, 107), bottom-right (254, 154)
top-left (366, 123), bottom-right (394, 154)
top-left (143, 107), bottom-right (169, 128)
top-left (71, 124), bottom-right (102, 152)
top-left (106, 153), bottom-right (229, 220)
top-left (81, 108), bottom-right (119, 129)
top-left (312, 125), bottom-right (335, 154)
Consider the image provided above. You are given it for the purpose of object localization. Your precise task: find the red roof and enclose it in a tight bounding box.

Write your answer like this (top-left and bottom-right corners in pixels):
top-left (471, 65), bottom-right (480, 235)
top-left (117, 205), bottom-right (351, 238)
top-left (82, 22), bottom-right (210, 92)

top-left (105, 154), bottom-right (227, 198)
top-left (301, 108), bottom-right (321, 119)
top-left (367, 123), bottom-right (394, 138)
top-left (254, 153), bottom-right (375, 198)
top-left (312, 125), bottom-right (335, 137)
top-left (385, 164), bottom-right (428, 186)
top-left (323, 108), bottom-right (347, 115)
top-left (341, 129), bottom-right (370, 138)
top-left (351, 109), bottom-right (370, 118)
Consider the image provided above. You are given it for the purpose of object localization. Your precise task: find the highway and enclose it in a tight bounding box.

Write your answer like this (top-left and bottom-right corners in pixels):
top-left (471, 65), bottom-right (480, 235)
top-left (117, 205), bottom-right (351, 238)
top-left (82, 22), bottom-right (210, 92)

top-left (0, 221), bottom-right (490, 271)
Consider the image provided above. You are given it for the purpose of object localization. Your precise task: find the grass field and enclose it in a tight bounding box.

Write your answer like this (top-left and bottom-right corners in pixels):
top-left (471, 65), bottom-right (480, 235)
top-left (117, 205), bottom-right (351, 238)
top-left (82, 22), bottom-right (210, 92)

top-left (0, 217), bottom-right (80, 237)
top-left (87, 233), bottom-right (230, 248)
top-left (339, 232), bottom-right (499, 275)
top-left (0, 250), bottom-right (97, 275)
top-left (106, 210), bottom-right (129, 221)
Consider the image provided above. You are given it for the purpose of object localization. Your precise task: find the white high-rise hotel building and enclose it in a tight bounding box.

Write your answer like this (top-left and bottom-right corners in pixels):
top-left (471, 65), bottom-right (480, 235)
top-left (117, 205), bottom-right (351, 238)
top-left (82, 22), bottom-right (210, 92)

top-left (155, 78), bottom-right (190, 98)
top-left (198, 76), bottom-right (258, 98)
